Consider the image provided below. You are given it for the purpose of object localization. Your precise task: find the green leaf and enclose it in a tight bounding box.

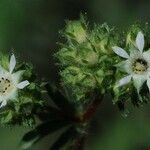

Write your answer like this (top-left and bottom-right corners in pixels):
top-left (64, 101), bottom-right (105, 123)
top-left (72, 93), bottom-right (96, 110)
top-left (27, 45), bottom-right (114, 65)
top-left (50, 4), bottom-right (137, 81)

top-left (50, 126), bottom-right (77, 150)
top-left (45, 84), bottom-right (75, 114)
top-left (21, 120), bottom-right (71, 149)
top-left (37, 106), bottom-right (62, 122)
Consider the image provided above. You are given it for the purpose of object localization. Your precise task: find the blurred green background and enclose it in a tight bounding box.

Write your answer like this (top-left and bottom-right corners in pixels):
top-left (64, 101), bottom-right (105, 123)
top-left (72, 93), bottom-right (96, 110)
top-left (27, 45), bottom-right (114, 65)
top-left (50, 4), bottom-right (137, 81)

top-left (0, 0), bottom-right (150, 150)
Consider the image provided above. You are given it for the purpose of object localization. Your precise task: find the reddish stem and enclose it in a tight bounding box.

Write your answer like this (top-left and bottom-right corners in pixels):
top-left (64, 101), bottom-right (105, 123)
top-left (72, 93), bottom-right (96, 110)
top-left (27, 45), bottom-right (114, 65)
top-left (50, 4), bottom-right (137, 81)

top-left (83, 97), bottom-right (103, 122)
top-left (75, 136), bottom-right (86, 150)
top-left (75, 95), bottom-right (103, 150)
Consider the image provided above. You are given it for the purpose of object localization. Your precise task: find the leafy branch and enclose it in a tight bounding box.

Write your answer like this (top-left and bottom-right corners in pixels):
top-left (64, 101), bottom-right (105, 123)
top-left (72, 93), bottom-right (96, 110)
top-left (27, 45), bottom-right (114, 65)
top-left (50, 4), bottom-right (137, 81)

top-left (0, 14), bottom-right (149, 150)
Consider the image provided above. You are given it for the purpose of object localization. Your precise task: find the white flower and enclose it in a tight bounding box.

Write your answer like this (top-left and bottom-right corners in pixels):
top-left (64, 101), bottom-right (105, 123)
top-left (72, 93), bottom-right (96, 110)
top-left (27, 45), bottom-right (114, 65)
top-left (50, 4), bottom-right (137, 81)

top-left (112, 31), bottom-right (150, 93)
top-left (0, 54), bottom-right (30, 108)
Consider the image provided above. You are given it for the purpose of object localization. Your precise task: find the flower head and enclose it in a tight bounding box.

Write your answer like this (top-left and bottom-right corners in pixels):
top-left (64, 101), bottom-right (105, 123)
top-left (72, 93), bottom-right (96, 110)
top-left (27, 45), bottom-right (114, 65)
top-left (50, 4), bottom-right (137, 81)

top-left (112, 31), bottom-right (150, 93)
top-left (0, 54), bottom-right (29, 108)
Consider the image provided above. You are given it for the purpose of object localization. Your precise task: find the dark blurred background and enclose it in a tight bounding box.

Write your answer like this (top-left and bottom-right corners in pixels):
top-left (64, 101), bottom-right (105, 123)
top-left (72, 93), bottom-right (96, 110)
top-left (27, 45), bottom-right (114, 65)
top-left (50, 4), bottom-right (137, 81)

top-left (1, 0), bottom-right (150, 150)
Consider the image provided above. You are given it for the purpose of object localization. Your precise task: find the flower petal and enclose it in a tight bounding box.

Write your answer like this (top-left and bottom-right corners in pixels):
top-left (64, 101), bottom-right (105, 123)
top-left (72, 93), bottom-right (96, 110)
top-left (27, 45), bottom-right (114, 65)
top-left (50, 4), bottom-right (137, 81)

top-left (17, 80), bottom-right (30, 89)
top-left (129, 49), bottom-right (142, 59)
top-left (136, 31), bottom-right (144, 53)
top-left (116, 75), bottom-right (132, 87)
top-left (0, 100), bottom-right (7, 108)
top-left (112, 46), bottom-right (129, 59)
top-left (9, 54), bottom-right (16, 74)
top-left (147, 78), bottom-right (150, 92)
top-left (12, 70), bottom-right (25, 85)
top-left (115, 60), bottom-right (132, 74)
top-left (143, 49), bottom-right (150, 62)
top-left (133, 75), bottom-right (146, 93)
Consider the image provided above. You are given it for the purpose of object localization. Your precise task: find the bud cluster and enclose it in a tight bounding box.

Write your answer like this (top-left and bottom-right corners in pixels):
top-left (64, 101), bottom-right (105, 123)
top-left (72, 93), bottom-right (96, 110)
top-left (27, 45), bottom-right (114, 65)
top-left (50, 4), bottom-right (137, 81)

top-left (56, 15), bottom-right (119, 101)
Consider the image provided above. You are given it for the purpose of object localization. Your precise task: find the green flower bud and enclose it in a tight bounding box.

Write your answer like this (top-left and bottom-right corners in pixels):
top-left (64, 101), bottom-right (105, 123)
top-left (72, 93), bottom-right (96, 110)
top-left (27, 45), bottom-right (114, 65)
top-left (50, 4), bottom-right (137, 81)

top-left (90, 24), bottom-right (118, 55)
top-left (57, 16), bottom-right (118, 101)
top-left (65, 19), bottom-right (87, 43)
top-left (78, 47), bottom-right (99, 66)
top-left (61, 66), bottom-right (86, 85)
top-left (61, 66), bottom-right (97, 101)
top-left (126, 24), bottom-right (142, 48)
top-left (95, 69), bottom-right (104, 85)
top-left (55, 47), bottom-right (77, 66)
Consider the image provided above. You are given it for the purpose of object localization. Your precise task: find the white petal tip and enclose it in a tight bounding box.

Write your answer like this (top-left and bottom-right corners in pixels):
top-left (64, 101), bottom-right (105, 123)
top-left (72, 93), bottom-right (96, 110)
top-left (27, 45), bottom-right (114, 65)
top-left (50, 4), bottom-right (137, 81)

top-left (112, 46), bottom-right (129, 59)
top-left (117, 75), bottom-right (132, 87)
top-left (9, 54), bottom-right (16, 73)
top-left (17, 80), bottom-right (30, 89)
top-left (136, 31), bottom-right (144, 52)
top-left (147, 78), bottom-right (150, 93)
top-left (0, 100), bottom-right (7, 108)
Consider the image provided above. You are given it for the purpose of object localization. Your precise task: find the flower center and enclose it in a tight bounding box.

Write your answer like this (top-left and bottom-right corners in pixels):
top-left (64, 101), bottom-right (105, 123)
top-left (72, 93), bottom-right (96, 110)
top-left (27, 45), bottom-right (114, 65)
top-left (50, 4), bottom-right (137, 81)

top-left (133, 58), bottom-right (148, 74)
top-left (0, 77), bottom-right (14, 95)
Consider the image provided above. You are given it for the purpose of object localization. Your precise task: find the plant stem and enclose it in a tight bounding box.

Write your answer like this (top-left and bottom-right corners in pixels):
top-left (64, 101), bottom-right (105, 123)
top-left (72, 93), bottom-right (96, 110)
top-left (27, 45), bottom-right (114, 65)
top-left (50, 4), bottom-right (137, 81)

top-left (83, 96), bottom-right (103, 122)
top-left (75, 94), bottom-right (103, 150)
top-left (75, 135), bottom-right (86, 150)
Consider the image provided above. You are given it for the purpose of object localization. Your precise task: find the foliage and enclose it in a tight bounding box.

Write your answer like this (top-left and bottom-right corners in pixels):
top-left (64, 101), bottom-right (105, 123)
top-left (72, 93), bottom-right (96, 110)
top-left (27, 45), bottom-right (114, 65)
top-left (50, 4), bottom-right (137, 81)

top-left (0, 15), bottom-right (149, 150)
